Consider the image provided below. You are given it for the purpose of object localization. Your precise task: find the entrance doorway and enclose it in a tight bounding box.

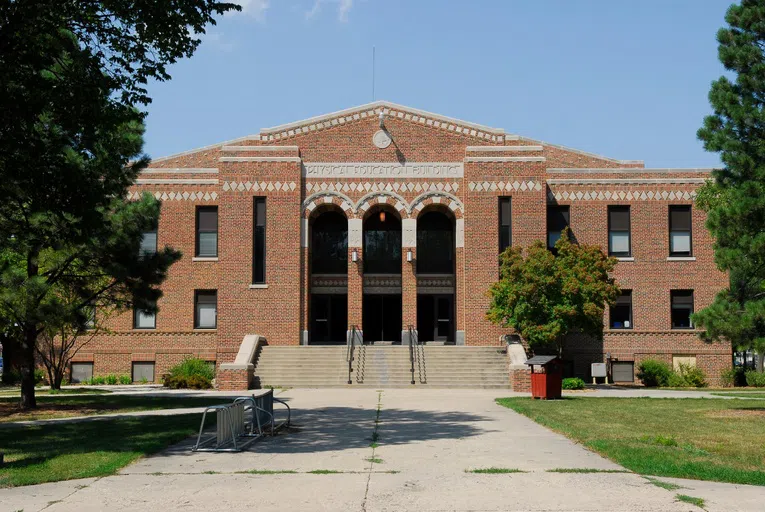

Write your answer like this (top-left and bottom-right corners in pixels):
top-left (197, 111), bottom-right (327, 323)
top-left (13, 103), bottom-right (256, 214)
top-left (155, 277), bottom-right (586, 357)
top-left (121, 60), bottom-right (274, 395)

top-left (417, 294), bottom-right (455, 343)
top-left (363, 294), bottom-right (402, 343)
top-left (310, 294), bottom-right (348, 344)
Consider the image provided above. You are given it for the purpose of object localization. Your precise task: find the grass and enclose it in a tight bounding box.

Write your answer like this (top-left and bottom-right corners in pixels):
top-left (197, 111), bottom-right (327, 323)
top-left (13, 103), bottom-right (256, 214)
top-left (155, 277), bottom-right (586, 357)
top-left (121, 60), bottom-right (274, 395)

top-left (307, 469), bottom-right (344, 474)
top-left (365, 457), bottom-right (383, 464)
top-left (676, 494), bottom-right (706, 509)
top-left (546, 468), bottom-right (629, 474)
top-left (466, 468), bottom-right (526, 474)
top-left (0, 387), bottom-right (110, 397)
top-left (712, 392), bottom-right (765, 399)
top-left (645, 477), bottom-right (683, 491)
top-left (238, 469), bottom-right (298, 475)
top-left (0, 413), bottom-right (212, 487)
top-left (0, 394), bottom-right (231, 423)
top-left (497, 397), bottom-right (765, 486)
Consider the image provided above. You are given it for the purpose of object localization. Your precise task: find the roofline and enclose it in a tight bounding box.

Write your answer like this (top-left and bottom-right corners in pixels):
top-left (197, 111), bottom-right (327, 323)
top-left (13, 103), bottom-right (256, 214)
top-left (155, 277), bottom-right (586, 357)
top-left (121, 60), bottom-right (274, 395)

top-left (259, 100), bottom-right (506, 135)
top-left (547, 168), bottom-right (716, 174)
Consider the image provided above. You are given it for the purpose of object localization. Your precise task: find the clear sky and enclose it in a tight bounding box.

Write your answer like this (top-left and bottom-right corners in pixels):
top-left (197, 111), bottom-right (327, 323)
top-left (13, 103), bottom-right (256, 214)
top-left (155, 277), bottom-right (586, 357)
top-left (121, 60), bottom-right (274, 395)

top-left (143, 0), bottom-right (733, 168)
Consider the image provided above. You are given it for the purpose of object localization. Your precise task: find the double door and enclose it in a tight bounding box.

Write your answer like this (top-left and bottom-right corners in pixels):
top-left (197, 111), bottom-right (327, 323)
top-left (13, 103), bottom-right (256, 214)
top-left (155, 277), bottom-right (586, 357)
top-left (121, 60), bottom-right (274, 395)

top-left (417, 294), bottom-right (454, 343)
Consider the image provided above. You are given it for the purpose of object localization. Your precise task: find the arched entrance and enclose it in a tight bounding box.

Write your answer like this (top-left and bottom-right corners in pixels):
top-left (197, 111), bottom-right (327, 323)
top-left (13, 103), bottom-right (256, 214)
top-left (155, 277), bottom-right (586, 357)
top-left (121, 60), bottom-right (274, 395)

top-left (362, 205), bottom-right (402, 343)
top-left (309, 208), bottom-right (348, 344)
top-left (416, 208), bottom-right (456, 344)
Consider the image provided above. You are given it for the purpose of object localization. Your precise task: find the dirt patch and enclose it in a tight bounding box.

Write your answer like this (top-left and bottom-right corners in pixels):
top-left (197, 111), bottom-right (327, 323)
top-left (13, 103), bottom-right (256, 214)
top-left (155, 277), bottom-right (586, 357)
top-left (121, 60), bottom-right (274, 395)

top-left (0, 402), bottom-right (120, 422)
top-left (705, 408), bottom-right (765, 419)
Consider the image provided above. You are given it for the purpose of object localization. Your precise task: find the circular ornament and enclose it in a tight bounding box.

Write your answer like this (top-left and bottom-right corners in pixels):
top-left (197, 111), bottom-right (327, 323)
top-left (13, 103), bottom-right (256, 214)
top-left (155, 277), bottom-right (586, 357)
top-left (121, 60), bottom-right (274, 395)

top-left (373, 130), bottom-right (392, 149)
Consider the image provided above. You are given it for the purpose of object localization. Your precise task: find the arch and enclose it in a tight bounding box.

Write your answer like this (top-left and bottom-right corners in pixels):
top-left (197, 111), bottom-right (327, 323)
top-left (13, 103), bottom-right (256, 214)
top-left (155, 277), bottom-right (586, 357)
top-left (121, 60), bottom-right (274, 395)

top-left (354, 190), bottom-right (409, 218)
top-left (410, 191), bottom-right (464, 219)
top-left (303, 191), bottom-right (354, 219)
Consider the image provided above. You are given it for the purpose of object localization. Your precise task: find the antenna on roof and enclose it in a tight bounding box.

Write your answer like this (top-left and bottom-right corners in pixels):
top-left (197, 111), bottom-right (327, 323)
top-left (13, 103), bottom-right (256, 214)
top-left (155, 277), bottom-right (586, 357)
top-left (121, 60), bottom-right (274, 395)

top-left (372, 46), bottom-right (376, 101)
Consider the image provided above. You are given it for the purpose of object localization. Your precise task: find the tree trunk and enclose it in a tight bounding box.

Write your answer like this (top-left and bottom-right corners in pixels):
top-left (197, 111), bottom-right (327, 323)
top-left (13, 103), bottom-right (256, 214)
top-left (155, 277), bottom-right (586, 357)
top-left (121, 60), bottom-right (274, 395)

top-left (757, 352), bottom-right (764, 373)
top-left (19, 327), bottom-right (37, 409)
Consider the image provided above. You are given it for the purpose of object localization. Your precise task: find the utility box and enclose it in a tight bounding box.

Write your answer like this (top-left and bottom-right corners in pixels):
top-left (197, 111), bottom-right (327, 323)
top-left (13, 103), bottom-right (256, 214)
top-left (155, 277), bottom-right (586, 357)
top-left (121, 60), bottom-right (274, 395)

top-left (525, 355), bottom-right (563, 400)
top-left (591, 362), bottom-right (608, 384)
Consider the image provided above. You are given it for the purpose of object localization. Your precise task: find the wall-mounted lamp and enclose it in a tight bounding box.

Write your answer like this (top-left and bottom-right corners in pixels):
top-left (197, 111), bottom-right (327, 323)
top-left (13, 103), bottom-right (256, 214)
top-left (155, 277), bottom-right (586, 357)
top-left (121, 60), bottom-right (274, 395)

top-left (351, 249), bottom-right (358, 263)
top-left (379, 111), bottom-right (385, 129)
top-left (379, 210), bottom-right (386, 223)
top-left (407, 250), bottom-right (413, 263)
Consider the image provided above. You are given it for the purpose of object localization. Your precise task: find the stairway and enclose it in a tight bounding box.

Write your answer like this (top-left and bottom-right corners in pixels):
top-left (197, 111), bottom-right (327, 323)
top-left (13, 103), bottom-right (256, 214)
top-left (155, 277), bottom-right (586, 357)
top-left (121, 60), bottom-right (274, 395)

top-left (253, 345), bottom-right (511, 388)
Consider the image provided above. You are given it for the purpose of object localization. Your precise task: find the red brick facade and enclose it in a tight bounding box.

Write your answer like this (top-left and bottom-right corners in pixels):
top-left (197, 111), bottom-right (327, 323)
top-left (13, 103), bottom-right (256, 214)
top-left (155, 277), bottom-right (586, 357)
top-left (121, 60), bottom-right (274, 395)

top-left (77, 102), bottom-right (730, 386)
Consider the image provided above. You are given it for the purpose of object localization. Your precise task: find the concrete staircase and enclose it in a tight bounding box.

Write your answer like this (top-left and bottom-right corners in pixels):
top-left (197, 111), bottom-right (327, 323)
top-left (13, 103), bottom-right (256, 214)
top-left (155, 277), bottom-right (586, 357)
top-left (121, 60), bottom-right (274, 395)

top-left (253, 345), bottom-right (511, 388)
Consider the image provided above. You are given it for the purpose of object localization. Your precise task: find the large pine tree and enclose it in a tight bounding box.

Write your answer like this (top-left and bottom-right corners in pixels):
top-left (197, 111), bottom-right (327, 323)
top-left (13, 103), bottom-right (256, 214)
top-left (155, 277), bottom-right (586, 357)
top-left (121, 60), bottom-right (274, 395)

top-left (694, 0), bottom-right (765, 372)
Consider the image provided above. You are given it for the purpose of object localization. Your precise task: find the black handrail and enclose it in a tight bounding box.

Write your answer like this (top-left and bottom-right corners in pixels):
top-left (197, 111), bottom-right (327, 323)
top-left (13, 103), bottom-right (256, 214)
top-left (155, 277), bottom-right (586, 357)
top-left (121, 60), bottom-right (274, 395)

top-left (408, 324), bottom-right (416, 385)
top-left (347, 325), bottom-right (358, 385)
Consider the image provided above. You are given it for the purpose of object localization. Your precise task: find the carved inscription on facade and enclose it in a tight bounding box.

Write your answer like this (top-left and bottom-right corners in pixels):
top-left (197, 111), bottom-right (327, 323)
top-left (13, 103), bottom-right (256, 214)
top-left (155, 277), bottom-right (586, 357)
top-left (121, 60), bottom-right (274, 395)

top-left (303, 162), bottom-right (464, 179)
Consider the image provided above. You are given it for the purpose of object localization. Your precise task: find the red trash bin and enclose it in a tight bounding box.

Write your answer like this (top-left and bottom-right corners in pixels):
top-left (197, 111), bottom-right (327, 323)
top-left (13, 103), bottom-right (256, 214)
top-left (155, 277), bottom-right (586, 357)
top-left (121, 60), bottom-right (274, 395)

top-left (524, 355), bottom-right (563, 400)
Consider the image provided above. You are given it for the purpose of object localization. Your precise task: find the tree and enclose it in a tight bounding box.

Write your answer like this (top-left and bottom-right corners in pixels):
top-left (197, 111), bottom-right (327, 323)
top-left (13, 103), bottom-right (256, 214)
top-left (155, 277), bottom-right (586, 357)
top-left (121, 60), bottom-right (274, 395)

top-left (694, 0), bottom-right (765, 372)
top-left (0, 2), bottom-right (239, 408)
top-left (487, 231), bottom-right (620, 356)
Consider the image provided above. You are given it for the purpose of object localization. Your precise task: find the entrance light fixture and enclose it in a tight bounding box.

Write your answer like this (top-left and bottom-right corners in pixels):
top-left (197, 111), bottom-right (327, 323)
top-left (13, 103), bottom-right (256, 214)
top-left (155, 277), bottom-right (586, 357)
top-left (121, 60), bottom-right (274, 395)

top-left (379, 210), bottom-right (386, 223)
top-left (352, 249), bottom-right (358, 263)
top-left (407, 250), bottom-right (413, 263)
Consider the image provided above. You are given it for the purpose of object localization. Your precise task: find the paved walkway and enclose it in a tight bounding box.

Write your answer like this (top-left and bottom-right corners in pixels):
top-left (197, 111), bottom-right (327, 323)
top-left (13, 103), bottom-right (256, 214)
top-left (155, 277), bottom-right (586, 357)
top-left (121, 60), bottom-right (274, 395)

top-left (4, 388), bottom-right (763, 511)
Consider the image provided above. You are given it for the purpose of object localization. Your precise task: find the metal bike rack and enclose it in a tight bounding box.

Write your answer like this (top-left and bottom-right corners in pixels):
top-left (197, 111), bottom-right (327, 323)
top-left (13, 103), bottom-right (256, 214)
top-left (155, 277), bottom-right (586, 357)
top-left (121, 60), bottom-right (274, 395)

top-left (192, 402), bottom-right (259, 452)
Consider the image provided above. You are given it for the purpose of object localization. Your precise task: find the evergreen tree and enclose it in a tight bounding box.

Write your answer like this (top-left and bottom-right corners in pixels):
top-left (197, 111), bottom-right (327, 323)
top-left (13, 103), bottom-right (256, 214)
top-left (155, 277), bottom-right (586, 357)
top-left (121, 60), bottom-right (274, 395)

top-left (694, 0), bottom-right (765, 372)
top-left (0, 1), bottom-right (237, 407)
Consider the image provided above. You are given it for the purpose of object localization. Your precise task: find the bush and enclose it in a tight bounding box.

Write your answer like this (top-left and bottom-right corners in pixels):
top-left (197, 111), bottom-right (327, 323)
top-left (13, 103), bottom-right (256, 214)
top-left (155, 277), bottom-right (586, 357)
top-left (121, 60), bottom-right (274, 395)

top-left (118, 374), bottom-right (132, 385)
top-left (745, 370), bottom-right (765, 387)
top-left (637, 360), bottom-right (672, 387)
top-left (163, 358), bottom-right (215, 389)
top-left (34, 369), bottom-right (46, 385)
top-left (163, 374), bottom-right (212, 390)
top-left (666, 363), bottom-right (708, 388)
top-left (721, 367), bottom-right (746, 387)
top-left (562, 377), bottom-right (586, 390)
top-left (104, 374), bottom-right (118, 385)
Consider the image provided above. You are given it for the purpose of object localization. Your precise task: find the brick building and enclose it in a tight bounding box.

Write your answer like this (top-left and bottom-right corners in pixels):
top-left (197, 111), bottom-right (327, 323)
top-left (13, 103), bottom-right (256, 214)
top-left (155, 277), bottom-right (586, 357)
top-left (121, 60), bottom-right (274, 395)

top-left (71, 101), bottom-right (731, 388)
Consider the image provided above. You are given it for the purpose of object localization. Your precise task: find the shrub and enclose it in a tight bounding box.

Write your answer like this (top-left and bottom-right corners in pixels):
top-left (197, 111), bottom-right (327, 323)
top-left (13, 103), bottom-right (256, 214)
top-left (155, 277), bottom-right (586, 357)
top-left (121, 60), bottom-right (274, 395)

top-left (104, 374), bottom-right (118, 385)
top-left (745, 370), bottom-right (765, 387)
top-left (163, 358), bottom-right (215, 389)
top-left (118, 374), bottom-right (132, 385)
top-left (163, 374), bottom-right (212, 390)
top-left (637, 360), bottom-right (672, 387)
top-left (665, 363), bottom-right (707, 388)
top-left (34, 369), bottom-right (46, 385)
top-left (721, 367), bottom-right (746, 387)
top-left (139, 377), bottom-right (149, 384)
top-left (562, 377), bottom-right (586, 390)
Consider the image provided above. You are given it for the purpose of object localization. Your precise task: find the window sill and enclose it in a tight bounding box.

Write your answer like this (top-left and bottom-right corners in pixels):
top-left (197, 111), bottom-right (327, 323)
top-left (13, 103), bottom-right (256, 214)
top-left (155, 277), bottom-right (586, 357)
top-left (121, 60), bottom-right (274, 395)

top-left (249, 284), bottom-right (268, 289)
top-left (192, 257), bottom-right (219, 262)
top-left (132, 329), bottom-right (156, 332)
top-left (667, 256), bottom-right (696, 261)
top-left (615, 257), bottom-right (634, 262)
top-left (193, 328), bottom-right (217, 332)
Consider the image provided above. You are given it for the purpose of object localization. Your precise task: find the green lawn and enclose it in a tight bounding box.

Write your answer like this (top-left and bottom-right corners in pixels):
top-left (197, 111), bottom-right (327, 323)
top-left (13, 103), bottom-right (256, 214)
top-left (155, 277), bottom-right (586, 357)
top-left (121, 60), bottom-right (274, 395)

top-left (712, 392), bottom-right (765, 398)
top-left (497, 397), bottom-right (765, 486)
top-left (0, 394), bottom-right (231, 423)
top-left (0, 387), bottom-right (111, 397)
top-left (0, 413), bottom-right (213, 487)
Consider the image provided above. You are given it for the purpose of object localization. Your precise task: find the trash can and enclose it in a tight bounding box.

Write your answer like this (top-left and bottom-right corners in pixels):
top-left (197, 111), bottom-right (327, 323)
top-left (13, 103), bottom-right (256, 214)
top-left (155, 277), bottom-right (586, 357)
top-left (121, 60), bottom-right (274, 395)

top-left (524, 355), bottom-right (563, 400)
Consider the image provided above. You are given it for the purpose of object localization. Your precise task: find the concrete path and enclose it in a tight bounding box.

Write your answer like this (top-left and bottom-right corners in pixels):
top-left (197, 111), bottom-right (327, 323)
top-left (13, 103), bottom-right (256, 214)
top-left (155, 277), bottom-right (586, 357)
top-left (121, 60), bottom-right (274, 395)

top-left (3, 388), bottom-right (762, 511)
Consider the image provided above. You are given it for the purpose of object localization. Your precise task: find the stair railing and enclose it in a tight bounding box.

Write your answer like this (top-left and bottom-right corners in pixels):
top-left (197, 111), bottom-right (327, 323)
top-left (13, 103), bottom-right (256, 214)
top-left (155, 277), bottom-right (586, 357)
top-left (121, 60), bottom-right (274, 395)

top-left (408, 324), bottom-right (416, 385)
top-left (414, 329), bottom-right (426, 384)
top-left (347, 325), bottom-right (359, 385)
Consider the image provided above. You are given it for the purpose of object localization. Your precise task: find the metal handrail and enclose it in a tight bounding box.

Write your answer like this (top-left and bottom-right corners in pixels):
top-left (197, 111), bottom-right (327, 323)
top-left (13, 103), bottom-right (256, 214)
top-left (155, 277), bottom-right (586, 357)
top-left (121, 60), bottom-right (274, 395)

top-left (408, 324), bottom-right (416, 385)
top-left (347, 325), bottom-right (359, 385)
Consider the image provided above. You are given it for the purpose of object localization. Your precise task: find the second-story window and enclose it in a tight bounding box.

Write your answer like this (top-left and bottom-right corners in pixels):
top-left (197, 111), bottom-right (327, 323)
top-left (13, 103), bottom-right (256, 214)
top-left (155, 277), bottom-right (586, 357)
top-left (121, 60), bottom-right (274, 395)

top-left (608, 206), bottom-right (631, 257)
top-left (195, 290), bottom-right (217, 329)
top-left (671, 290), bottom-right (694, 329)
top-left (196, 206), bottom-right (218, 258)
top-left (610, 290), bottom-right (633, 329)
top-left (140, 230), bottom-right (157, 258)
top-left (499, 197), bottom-right (512, 253)
top-left (133, 306), bottom-right (156, 330)
top-left (547, 205), bottom-right (570, 250)
top-left (253, 198), bottom-right (266, 284)
top-left (669, 205), bottom-right (692, 256)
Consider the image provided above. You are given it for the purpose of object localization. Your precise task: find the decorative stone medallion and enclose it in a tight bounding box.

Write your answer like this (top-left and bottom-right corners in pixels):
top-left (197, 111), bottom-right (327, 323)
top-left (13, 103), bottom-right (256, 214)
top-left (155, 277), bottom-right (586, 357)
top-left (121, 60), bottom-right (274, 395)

top-left (373, 130), bottom-right (392, 149)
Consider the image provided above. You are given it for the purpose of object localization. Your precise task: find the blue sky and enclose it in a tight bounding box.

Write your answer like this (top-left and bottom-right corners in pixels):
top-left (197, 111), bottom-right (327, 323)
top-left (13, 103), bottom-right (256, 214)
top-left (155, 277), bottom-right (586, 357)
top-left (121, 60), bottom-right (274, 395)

top-left (144, 0), bottom-right (732, 168)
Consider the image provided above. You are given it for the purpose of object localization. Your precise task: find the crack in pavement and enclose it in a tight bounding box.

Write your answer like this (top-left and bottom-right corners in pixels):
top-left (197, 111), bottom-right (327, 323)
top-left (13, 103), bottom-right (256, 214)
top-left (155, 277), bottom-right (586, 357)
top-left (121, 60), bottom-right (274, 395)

top-left (361, 390), bottom-right (383, 512)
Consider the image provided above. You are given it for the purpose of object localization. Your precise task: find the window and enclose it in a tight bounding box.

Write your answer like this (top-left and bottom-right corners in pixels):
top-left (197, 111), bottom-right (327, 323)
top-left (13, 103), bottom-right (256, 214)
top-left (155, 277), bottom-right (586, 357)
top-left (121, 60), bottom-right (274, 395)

top-left (311, 211), bottom-right (347, 274)
top-left (253, 198), bottom-right (266, 283)
top-left (195, 290), bottom-right (217, 329)
top-left (84, 306), bottom-right (96, 330)
top-left (499, 197), bottom-right (512, 253)
top-left (610, 290), bottom-right (633, 329)
top-left (363, 210), bottom-right (401, 274)
top-left (547, 205), bottom-right (570, 250)
top-left (133, 307), bottom-right (156, 329)
top-left (608, 206), bottom-right (631, 257)
top-left (140, 230), bottom-right (157, 257)
top-left (669, 205), bottom-right (692, 256)
top-left (71, 362), bottom-right (93, 383)
top-left (196, 206), bottom-right (218, 257)
top-left (132, 362), bottom-right (155, 383)
top-left (671, 290), bottom-right (694, 329)
top-left (417, 211), bottom-right (454, 274)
